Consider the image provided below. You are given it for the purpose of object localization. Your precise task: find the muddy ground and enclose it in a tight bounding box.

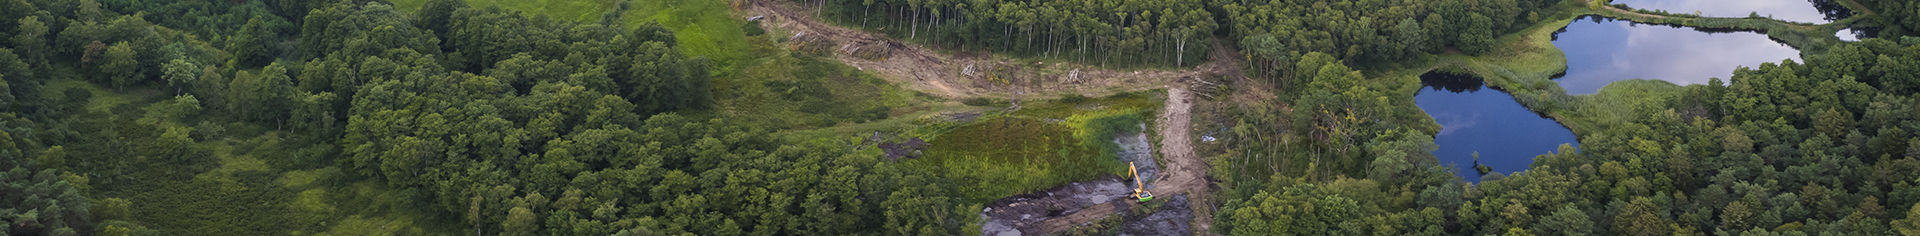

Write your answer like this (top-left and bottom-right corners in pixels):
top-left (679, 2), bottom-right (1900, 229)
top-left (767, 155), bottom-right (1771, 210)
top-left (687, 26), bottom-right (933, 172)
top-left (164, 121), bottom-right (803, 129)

top-left (1123, 194), bottom-right (1194, 236)
top-left (980, 191), bottom-right (1196, 236)
top-left (978, 130), bottom-right (1171, 236)
top-left (979, 179), bottom-right (1134, 236)
top-left (1116, 129), bottom-right (1160, 189)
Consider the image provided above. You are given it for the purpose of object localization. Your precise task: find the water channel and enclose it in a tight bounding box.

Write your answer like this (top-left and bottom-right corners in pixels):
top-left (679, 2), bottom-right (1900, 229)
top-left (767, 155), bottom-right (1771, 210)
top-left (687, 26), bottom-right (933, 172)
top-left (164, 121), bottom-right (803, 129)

top-left (1416, 72), bottom-right (1579, 182)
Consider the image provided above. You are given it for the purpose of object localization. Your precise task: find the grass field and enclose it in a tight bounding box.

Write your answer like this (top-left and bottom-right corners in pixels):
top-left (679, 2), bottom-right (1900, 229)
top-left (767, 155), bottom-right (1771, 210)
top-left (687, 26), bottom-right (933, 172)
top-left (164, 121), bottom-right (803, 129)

top-left (392, 0), bottom-right (756, 75)
top-left (718, 46), bottom-right (935, 135)
top-left (626, 0), bottom-right (755, 74)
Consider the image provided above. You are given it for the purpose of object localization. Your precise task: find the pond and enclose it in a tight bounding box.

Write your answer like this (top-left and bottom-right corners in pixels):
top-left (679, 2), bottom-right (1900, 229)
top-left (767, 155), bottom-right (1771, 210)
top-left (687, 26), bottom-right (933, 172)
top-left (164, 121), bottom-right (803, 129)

top-left (1608, 0), bottom-right (1850, 23)
top-left (1415, 72), bottom-right (1580, 182)
top-left (1838, 27), bottom-right (1881, 41)
top-left (1551, 16), bottom-right (1802, 94)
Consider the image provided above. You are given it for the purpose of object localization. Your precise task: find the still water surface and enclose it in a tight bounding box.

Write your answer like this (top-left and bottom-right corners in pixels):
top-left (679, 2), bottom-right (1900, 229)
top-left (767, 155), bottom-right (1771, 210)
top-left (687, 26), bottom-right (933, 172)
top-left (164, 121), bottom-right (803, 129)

top-left (1415, 72), bottom-right (1579, 182)
top-left (1608, 0), bottom-right (1849, 23)
top-left (1421, 1), bottom-right (1840, 181)
top-left (1552, 16), bottom-right (1801, 94)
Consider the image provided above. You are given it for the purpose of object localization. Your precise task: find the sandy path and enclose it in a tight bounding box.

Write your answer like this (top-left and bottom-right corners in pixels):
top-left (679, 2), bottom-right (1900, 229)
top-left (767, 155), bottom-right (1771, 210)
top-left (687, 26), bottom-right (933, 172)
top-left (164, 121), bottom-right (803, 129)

top-left (749, 0), bottom-right (966, 97)
top-left (1017, 85), bottom-right (1209, 235)
top-left (1154, 86), bottom-right (1215, 235)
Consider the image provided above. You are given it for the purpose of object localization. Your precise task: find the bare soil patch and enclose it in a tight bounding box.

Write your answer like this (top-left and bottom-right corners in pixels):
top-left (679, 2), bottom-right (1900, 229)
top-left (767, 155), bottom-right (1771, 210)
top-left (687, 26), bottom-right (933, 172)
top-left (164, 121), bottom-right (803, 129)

top-left (747, 0), bottom-right (1233, 100)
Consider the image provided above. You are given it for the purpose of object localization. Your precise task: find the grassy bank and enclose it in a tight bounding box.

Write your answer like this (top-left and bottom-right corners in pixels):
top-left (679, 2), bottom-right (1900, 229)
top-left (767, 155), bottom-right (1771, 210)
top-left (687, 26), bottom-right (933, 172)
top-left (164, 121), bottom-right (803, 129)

top-left (1571, 1), bottom-right (1857, 54)
top-left (1399, 0), bottom-right (1722, 140)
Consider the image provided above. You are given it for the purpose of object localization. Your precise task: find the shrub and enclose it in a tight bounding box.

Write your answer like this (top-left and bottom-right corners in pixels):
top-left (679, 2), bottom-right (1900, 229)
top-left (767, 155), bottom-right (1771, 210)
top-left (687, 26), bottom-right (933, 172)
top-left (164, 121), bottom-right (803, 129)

top-left (962, 97), bottom-right (992, 106)
top-left (1058, 94), bottom-right (1090, 103)
top-left (65, 87), bottom-right (92, 105)
top-left (743, 21), bottom-right (766, 36)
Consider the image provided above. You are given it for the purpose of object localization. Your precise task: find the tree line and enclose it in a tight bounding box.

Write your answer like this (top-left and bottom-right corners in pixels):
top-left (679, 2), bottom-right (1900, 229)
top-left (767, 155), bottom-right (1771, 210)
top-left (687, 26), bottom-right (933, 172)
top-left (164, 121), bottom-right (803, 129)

top-left (802, 0), bottom-right (1556, 73)
top-left (808, 0), bottom-right (1219, 68)
top-left (0, 0), bottom-right (980, 235)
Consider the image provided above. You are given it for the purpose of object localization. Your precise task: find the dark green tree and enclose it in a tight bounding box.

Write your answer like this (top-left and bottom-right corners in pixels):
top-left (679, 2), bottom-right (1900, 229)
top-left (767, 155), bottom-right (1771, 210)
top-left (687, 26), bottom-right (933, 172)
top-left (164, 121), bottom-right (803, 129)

top-left (228, 17), bottom-right (275, 68)
top-left (1537, 205), bottom-right (1593, 236)
top-left (100, 41), bottom-right (138, 89)
top-left (1458, 13), bottom-right (1496, 55)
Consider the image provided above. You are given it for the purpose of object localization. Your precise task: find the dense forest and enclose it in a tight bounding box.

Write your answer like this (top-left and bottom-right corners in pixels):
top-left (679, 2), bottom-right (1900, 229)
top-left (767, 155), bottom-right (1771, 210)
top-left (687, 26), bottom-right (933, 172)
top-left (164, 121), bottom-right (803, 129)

top-left (802, 0), bottom-right (1550, 70)
top-left (805, 0), bottom-right (1218, 67)
top-left (1206, 3), bottom-right (1920, 236)
top-left (3, 0), bottom-right (1920, 235)
top-left (1855, 0), bottom-right (1920, 37)
top-left (0, 0), bottom-right (976, 235)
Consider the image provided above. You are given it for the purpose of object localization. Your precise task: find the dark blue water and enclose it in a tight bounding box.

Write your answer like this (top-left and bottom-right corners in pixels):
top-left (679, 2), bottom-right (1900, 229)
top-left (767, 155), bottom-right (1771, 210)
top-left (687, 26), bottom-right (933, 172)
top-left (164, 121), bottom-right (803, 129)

top-left (1552, 16), bottom-right (1801, 94)
top-left (1609, 0), bottom-right (1848, 23)
top-left (1416, 72), bottom-right (1579, 182)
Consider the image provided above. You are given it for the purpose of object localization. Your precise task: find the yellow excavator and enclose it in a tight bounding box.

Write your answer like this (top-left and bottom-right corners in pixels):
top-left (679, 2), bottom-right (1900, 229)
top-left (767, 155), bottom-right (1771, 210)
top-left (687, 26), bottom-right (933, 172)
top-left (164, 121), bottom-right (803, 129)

top-left (1130, 162), bottom-right (1154, 202)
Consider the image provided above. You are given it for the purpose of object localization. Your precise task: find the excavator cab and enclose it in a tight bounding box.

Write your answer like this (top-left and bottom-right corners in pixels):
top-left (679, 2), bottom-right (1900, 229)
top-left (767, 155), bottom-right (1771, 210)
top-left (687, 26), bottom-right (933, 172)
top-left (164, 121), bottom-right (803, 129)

top-left (1130, 162), bottom-right (1154, 202)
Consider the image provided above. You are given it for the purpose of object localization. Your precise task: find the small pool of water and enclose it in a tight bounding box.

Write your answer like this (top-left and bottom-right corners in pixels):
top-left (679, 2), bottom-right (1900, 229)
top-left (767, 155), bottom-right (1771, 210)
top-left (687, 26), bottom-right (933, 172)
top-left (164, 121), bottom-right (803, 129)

top-left (1609, 0), bottom-right (1849, 23)
top-left (1415, 72), bottom-right (1579, 182)
top-left (1838, 27), bottom-right (1881, 41)
top-left (1552, 16), bottom-right (1801, 94)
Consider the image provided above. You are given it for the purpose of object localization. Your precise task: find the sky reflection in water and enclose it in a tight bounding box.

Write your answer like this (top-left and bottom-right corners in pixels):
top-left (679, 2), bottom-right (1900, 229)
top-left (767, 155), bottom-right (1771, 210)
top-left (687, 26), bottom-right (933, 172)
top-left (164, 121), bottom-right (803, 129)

top-left (1415, 72), bottom-right (1579, 182)
top-left (1609, 0), bottom-right (1844, 23)
top-left (1417, 0), bottom-right (1829, 182)
top-left (1552, 16), bottom-right (1801, 94)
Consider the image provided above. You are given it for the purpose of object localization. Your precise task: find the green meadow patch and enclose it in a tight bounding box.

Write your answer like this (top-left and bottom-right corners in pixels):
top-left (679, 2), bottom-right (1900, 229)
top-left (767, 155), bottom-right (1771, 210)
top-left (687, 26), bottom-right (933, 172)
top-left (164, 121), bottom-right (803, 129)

top-left (394, 0), bottom-right (755, 75)
top-left (628, 0), bottom-right (755, 74)
top-left (907, 93), bottom-right (1157, 203)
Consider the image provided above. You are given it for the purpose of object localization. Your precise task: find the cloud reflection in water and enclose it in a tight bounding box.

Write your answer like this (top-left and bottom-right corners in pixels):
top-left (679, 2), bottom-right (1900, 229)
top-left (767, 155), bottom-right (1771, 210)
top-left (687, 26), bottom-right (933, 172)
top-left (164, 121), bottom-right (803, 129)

top-left (1552, 16), bottom-right (1801, 94)
top-left (1609, 0), bottom-right (1834, 23)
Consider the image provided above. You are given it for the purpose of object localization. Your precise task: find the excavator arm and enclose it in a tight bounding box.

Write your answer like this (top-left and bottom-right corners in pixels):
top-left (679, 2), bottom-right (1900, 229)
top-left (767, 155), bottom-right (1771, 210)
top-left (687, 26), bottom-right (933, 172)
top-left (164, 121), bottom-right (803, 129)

top-left (1130, 162), bottom-right (1153, 202)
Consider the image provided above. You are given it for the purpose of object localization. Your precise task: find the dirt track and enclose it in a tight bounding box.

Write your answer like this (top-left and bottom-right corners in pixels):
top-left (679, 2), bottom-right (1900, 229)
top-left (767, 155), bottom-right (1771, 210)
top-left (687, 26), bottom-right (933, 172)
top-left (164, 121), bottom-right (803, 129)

top-left (1016, 86), bottom-right (1208, 235)
top-left (747, 1), bottom-right (1218, 234)
top-left (747, 0), bottom-right (1231, 99)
